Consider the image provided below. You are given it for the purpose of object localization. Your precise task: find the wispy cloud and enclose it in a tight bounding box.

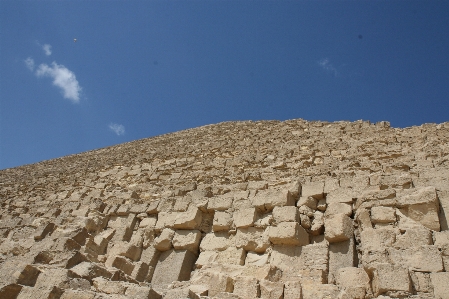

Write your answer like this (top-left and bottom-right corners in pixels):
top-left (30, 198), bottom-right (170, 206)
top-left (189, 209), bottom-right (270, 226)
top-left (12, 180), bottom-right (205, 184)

top-left (318, 58), bottom-right (338, 77)
top-left (42, 44), bottom-right (52, 56)
top-left (109, 123), bottom-right (125, 136)
top-left (35, 62), bottom-right (81, 103)
top-left (24, 57), bottom-right (35, 71)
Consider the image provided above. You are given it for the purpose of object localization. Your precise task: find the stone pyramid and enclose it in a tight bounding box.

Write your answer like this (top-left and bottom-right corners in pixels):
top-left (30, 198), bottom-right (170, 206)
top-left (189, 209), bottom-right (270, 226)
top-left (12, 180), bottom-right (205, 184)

top-left (1, 119), bottom-right (448, 299)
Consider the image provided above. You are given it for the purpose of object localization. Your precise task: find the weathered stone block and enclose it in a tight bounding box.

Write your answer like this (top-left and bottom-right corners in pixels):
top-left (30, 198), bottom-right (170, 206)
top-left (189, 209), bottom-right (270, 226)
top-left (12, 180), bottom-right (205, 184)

top-left (328, 237), bottom-right (356, 284)
top-left (233, 208), bottom-right (257, 228)
top-left (252, 189), bottom-right (295, 211)
top-left (370, 206), bottom-right (396, 223)
top-left (324, 213), bottom-right (353, 243)
top-left (245, 251), bottom-right (269, 266)
top-left (388, 245), bottom-right (443, 272)
top-left (235, 227), bottom-right (270, 253)
top-left (301, 284), bottom-right (339, 299)
top-left (301, 181), bottom-right (324, 199)
top-left (172, 229), bottom-right (201, 253)
top-left (268, 222), bottom-right (309, 246)
top-left (372, 263), bottom-right (411, 297)
top-left (259, 280), bottom-right (284, 299)
top-left (174, 207), bottom-right (203, 230)
top-left (326, 187), bottom-right (354, 204)
top-left (324, 202), bottom-right (352, 217)
top-left (139, 216), bottom-right (157, 228)
top-left (216, 247), bottom-right (246, 266)
top-left (213, 211), bottom-right (233, 231)
top-left (336, 267), bottom-right (371, 299)
top-left (68, 262), bottom-right (112, 282)
top-left (283, 280), bottom-right (302, 299)
top-left (151, 249), bottom-right (196, 287)
top-left (430, 272), bottom-right (449, 299)
top-left (17, 286), bottom-right (63, 299)
top-left (208, 196), bottom-right (233, 211)
top-left (272, 206), bottom-right (299, 224)
top-left (200, 232), bottom-right (233, 251)
top-left (153, 228), bottom-right (175, 251)
top-left (233, 276), bottom-right (259, 299)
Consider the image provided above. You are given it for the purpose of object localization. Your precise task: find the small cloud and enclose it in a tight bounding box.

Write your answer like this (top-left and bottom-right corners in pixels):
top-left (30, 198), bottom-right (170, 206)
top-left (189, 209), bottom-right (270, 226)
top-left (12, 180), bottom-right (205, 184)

top-left (24, 57), bottom-right (35, 71)
top-left (109, 123), bottom-right (125, 136)
top-left (42, 44), bottom-right (52, 56)
top-left (318, 58), bottom-right (338, 77)
top-left (35, 62), bottom-right (81, 103)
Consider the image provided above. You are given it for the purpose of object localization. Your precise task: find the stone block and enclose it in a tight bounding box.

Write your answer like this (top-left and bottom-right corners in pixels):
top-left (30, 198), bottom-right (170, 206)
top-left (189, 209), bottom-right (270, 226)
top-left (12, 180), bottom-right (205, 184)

top-left (272, 206), bottom-right (299, 224)
top-left (233, 276), bottom-right (259, 299)
top-left (324, 213), bottom-right (353, 243)
top-left (283, 280), bottom-right (302, 299)
top-left (355, 208), bottom-right (372, 230)
top-left (34, 267), bottom-right (71, 289)
top-left (372, 264), bottom-right (411, 297)
top-left (301, 284), bottom-right (339, 299)
top-left (34, 222), bottom-right (55, 240)
top-left (107, 240), bottom-right (142, 262)
top-left (93, 276), bottom-right (126, 294)
top-left (0, 284), bottom-right (22, 299)
top-left (370, 206), bottom-right (396, 223)
top-left (268, 222), bottom-right (309, 246)
top-left (328, 237), bottom-right (356, 284)
top-left (172, 229), bottom-right (201, 253)
top-left (110, 256), bottom-right (135, 275)
top-left (434, 231), bottom-right (449, 255)
top-left (208, 196), bottom-right (233, 211)
top-left (17, 286), bottom-right (63, 299)
top-left (195, 251), bottom-right (218, 268)
top-left (216, 247), bottom-right (246, 266)
top-left (394, 227), bottom-right (432, 249)
top-left (245, 251), bottom-right (269, 267)
top-left (388, 245), bottom-right (443, 272)
top-left (173, 207), bottom-right (203, 230)
top-left (139, 216), bottom-right (157, 228)
top-left (360, 227), bottom-right (397, 252)
top-left (410, 271), bottom-right (432, 293)
top-left (60, 289), bottom-right (96, 299)
top-left (153, 228), bottom-right (175, 251)
top-left (155, 212), bottom-right (177, 230)
top-left (68, 262), bottom-right (112, 282)
top-left (191, 271), bottom-right (233, 297)
top-left (151, 249), bottom-right (196, 287)
top-left (301, 181), bottom-right (324, 199)
top-left (259, 280), bottom-right (284, 299)
top-left (189, 284), bottom-right (209, 299)
top-left (200, 232), bottom-right (233, 251)
top-left (233, 208), bottom-right (257, 228)
top-left (130, 261), bottom-right (149, 282)
top-left (252, 189), bottom-right (295, 211)
top-left (326, 187), bottom-right (354, 204)
top-left (324, 203), bottom-right (352, 217)
top-left (125, 284), bottom-right (162, 299)
top-left (235, 227), bottom-right (270, 253)
top-left (430, 272), bottom-right (449, 299)
top-left (336, 267), bottom-right (371, 299)
top-left (213, 211), bottom-right (233, 232)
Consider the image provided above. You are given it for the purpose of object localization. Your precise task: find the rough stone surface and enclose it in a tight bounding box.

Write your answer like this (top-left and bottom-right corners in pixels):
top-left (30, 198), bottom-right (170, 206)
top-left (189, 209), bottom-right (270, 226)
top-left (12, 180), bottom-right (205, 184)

top-left (1, 119), bottom-right (448, 298)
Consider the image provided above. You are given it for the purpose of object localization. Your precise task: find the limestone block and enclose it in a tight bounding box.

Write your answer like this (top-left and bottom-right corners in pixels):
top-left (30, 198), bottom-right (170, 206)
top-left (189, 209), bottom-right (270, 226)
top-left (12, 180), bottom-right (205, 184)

top-left (173, 197), bottom-right (191, 211)
top-left (195, 251), bottom-right (218, 268)
top-left (33, 267), bottom-right (71, 289)
top-left (355, 189), bottom-right (397, 210)
top-left (189, 285), bottom-right (209, 299)
top-left (328, 238), bottom-right (356, 284)
top-left (434, 231), bottom-right (449, 255)
top-left (139, 216), bottom-right (157, 228)
top-left (430, 272), bottom-right (449, 299)
top-left (9, 264), bottom-right (41, 287)
top-left (235, 227), bottom-right (270, 253)
top-left (216, 247), bottom-right (246, 266)
top-left (398, 186), bottom-right (440, 231)
top-left (326, 187), bottom-right (354, 204)
top-left (310, 210), bottom-right (325, 236)
top-left (68, 262), bottom-right (112, 281)
top-left (125, 284), bottom-right (162, 299)
top-left (245, 251), bottom-right (269, 267)
top-left (213, 211), bottom-right (233, 232)
top-left (154, 228), bottom-right (175, 251)
top-left (324, 203), bottom-right (352, 217)
top-left (388, 245), bottom-right (443, 272)
top-left (17, 286), bottom-right (63, 299)
top-left (140, 246), bottom-right (160, 267)
top-left (93, 276), bottom-right (126, 294)
top-left (33, 222), bottom-right (55, 240)
top-left (394, 227), bottom-right (432, 249)
top-left (301, 181), bottom-right (324, 199)
top-left (208, 196), bottom-right (233, 211)
top-left (252, 189), bottom-right (295, 211)
top-left (298, 205), bottom-right (314, 217)
top-left (0, 284), bottom-right (22, 299)
top-left (155, 212), bottom-right (177, 230)
top-left (336, 267), bottom-right (371, 299)
top-left (360, 227), bottom-right (398, 252)
top-left (283, 280), bottom-right (302, 299)
top-left (233, 208), bottom-right (257, 228)
top-left (409, 271), bottom-right (432, 293)
top-left (233, 276), bottom-right (259, 299)
top-left (324, 213), bottom-right (353, 243)
top-left (174, 207), bottom-right (203, 230)
top-left (151, 249), bottom-right (196, 287)
top-left (146, 200), bottom-right (160, 215)
top-left (372, 264), bottom-right (411, 297)
top-left (370, 206), bottom-right (396, 223)
top-left (191, 271), bottom-right (234, 297)
top-left (60, 289), bottom-right (96, 299)
top-left (172, 229), bottom-right (201, 253)
top-left (272, 206), bottom-right (299, 223)
top-left (316, 198), bottom-right (327, 211)
top-left (355, 208), bottom-right (372, 231)
top-left (299, 243), bottom-right (329, 272)
top-left (108, 255), bottom-right (135, 275)
top-left (130, 261), bottom-right (149, 282)
top-left (259, 280), bottom-right (283, 299)
top-left (200, 232), bottom-right (234, 251)
top-left (254, 213), bottom-right (274, 228)
top-left (300, 214), bottom-right (311, 229)
top-left (269, 222), bottom-right (309, 246)
top-left (301, 284), bottom-right (339, 299)
top-left (297, 196), bottom-right (318, 210)
top-left (324, 177), bottom-right (339, 193)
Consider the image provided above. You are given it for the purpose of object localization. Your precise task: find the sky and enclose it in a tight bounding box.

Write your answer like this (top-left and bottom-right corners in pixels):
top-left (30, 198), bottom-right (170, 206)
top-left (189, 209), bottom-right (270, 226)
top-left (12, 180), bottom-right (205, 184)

top-left (1, 1), bottom-right (449, 170)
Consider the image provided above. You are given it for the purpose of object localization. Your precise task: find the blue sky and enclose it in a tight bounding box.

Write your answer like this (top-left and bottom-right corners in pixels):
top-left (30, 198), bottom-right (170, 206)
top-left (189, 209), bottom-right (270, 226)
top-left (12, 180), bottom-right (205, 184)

top-left (1, 1), bottom-right (449, 170)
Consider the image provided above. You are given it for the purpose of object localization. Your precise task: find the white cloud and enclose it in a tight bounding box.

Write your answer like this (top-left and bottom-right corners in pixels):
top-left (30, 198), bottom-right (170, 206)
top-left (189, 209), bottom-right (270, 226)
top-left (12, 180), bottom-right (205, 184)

top-left (109, 123), bottom-right (125, 136)
top-left (318, 58), bottom-right (338, 77)
top-left (35, 62), bottom-right (81, 103)
top-left (24, 57), bottom-right (35, 71)
top-left (42, 44), bottom-right (52, 56)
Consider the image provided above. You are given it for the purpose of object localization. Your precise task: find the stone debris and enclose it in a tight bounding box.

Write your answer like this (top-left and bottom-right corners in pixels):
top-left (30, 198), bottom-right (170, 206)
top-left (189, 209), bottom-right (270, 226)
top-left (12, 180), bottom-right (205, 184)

top-left (1, 119), bottom-right (449, 298)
